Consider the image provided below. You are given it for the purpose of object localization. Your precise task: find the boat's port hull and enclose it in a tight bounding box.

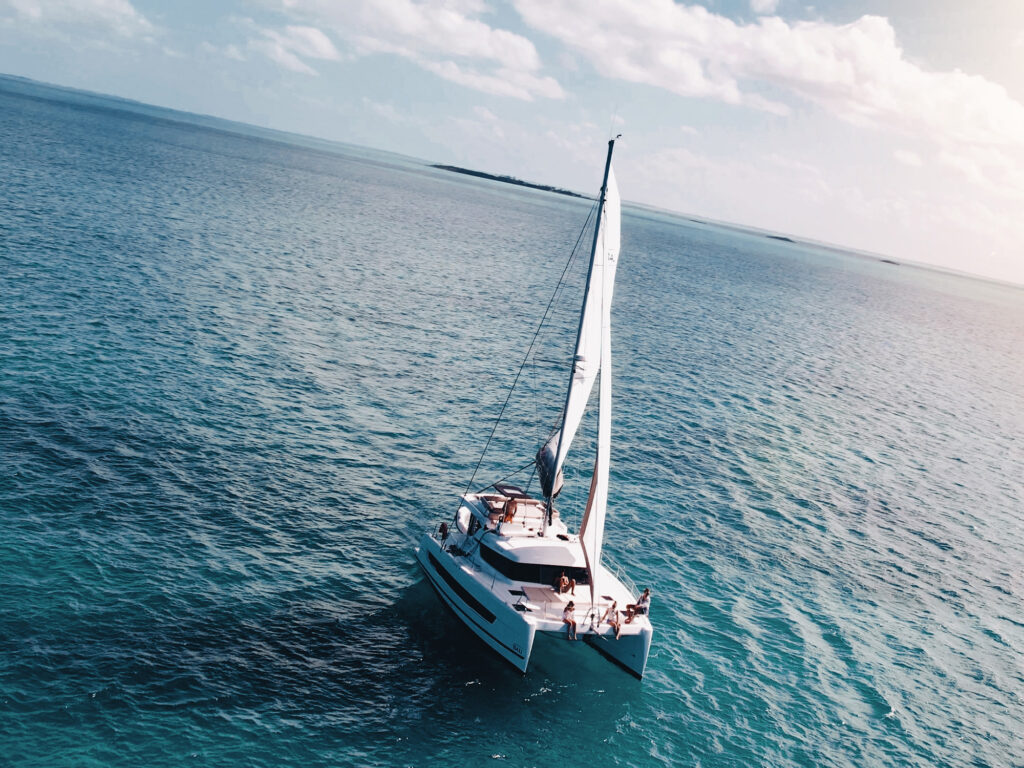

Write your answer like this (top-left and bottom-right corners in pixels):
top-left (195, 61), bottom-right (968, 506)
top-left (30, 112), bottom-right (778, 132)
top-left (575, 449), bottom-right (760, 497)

top-left (415, 533), bottom-right (536, 673)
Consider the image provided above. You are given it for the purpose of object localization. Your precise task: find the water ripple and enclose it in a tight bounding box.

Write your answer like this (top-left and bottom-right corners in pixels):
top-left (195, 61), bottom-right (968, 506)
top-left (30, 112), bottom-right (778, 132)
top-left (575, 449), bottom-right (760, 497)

top-left (2, 78), bottom-right (1024, 768)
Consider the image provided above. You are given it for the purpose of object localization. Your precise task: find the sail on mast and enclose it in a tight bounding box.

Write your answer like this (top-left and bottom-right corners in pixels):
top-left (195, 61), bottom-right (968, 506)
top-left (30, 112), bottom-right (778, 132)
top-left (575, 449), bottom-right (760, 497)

top-left (536, 140), bottom-right (620, 600)
top-left (536, 141), bottom-right (620, 501)
top-left (579, 165), bottom-right (619, 602)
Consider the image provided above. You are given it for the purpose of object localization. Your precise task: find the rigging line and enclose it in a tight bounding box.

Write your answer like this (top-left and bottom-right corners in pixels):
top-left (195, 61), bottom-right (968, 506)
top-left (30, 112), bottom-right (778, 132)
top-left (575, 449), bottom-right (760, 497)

top-left (524, 461), bottom-right (538, 495)
top-left (534, 195), bottom-right (601, 378)
top-left (538, 222), bottom-right (600, 439)
top-left (474, 457), bottom-right (540, 495)
top-left (460, 201), bottom-right (599, 504)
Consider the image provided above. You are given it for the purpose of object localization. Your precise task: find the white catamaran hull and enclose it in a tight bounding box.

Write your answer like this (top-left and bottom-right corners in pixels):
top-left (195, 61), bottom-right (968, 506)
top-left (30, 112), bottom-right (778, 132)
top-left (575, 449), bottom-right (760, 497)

top-left (416, 525), bottom-right (652, 678)
top-left (416, 534), bottom-right (536, 673)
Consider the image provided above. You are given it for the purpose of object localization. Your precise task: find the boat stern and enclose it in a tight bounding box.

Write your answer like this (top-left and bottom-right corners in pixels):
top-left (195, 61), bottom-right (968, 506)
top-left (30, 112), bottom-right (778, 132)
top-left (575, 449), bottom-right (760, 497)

top-left (584, 619), bottom-right (652, 679)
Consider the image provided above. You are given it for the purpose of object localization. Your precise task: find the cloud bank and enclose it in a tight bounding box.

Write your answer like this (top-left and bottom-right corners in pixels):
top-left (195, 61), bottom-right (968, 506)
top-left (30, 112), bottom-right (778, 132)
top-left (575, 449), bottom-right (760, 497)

top-left (513, 0), bottom-right (1024, 151)
top-left (0, 0), bottom-right (153, 38)
top-left (245, 23), bottom-right (340, 75)
top-left (276, 0), bottom-right (563, 100)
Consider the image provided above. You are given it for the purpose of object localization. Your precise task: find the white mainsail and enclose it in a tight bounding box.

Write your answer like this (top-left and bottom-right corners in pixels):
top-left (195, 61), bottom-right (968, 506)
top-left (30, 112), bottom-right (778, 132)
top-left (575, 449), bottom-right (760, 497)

top-left (535, 154), bottom-right (620, 601)
top-left (578, 168), bottom-right (618, 601)
top-left (536, 168), bottom-right (620, 498)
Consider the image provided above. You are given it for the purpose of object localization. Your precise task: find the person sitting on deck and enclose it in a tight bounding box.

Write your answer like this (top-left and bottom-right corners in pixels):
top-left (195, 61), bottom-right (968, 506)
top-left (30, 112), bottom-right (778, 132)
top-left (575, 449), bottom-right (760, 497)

top-left (602, 601), bottom-right (622, 639)
top-left (624, 588), bottom-right (651, 624)
top-left (556, 571), bottom-right (576, 595)
top-left (562, 601), bottom-right (578, 640)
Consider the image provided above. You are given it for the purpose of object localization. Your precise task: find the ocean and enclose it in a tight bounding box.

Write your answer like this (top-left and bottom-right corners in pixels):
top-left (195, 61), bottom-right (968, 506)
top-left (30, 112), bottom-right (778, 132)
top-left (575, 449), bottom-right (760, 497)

top-left (1, 75), bottom-right (1023, 768)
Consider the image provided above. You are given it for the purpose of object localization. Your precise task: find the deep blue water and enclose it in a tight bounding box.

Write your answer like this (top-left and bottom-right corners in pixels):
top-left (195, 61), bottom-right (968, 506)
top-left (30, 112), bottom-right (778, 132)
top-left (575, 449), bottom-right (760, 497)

top-left (2, 76), bottom-right (1023, 768)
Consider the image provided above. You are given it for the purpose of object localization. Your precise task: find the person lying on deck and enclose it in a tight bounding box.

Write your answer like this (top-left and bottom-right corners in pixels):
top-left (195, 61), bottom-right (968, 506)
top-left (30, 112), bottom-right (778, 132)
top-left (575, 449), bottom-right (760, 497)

top-left (624, 588), bottom-right (651, 624)
top-left (602, 601), bottom-right (622, 639)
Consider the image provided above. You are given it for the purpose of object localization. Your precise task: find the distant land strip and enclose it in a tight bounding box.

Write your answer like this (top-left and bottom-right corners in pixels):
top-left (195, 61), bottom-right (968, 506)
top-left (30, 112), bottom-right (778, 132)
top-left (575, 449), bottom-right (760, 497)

top-left (431, 164), bottom-right (587, 199)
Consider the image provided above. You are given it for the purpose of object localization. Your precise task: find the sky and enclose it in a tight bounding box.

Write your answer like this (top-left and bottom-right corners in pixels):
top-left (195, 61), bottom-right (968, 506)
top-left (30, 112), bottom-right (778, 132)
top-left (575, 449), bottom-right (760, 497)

top-left (2, 0), bottom-right (1023, 285)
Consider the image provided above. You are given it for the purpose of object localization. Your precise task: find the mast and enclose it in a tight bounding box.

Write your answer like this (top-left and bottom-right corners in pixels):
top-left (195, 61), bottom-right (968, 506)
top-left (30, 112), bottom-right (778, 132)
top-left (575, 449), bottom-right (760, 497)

top-left (541, 136), bottom-right (620, 534)
top-left (578, 149), bottom-right (619, 604)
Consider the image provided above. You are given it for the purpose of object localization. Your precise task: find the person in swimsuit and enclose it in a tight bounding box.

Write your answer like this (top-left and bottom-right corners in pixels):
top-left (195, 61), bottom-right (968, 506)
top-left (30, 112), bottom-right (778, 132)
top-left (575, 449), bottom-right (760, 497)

top-left (602, 601), bottom-right (621, 639)
top-left (556, 571), bottom-right (576, 595)
top-left (625, 588), bottom-right (650, 624)
top-left (562, 601), bottom-right (578, 640)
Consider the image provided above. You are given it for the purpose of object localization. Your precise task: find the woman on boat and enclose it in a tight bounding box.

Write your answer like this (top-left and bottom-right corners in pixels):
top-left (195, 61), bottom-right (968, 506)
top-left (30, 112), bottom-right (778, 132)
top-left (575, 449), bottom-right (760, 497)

top-left (625, 588), bottom-right (650, 623)
top-left (562, 601), bottom-right (578, 640)
top-left (556, 571), bottom-right (576, 595)
top-left (602, 601), bottom-right (621, 639)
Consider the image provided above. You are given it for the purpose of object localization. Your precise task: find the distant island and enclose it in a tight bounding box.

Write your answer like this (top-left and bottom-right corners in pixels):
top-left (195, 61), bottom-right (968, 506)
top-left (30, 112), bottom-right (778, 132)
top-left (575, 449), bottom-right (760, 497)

top-left (767, 235), bottom-right (795, 242)
top-left (432, 164), bottom-right (587, 199)
top-left (880, 258), bottom-right (900, 265)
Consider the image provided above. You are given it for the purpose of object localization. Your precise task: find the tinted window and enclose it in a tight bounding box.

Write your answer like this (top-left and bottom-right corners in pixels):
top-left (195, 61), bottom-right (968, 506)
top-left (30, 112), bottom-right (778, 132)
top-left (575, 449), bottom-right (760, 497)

top-left (480, 543), bottom-right (589, 586)
top-left (428, 553), bottom-right (496, 623)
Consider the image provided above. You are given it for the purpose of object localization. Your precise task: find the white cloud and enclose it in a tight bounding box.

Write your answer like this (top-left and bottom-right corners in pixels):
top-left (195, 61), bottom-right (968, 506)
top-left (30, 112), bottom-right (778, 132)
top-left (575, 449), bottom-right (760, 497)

top-left (0, 0), bottom-right (153, 37)
top-left (631, 142), bottom-right (1023, 284)
top-left (275, 0), bottom-right (563, 100)
top-left (540, 121), bottom-right (606, 169)
top-left (244, 22), bottom-right (340, 75)
top-left (419, 60), bottom-right (562, 100)
top-left (473, 105), bottom-right (499, 122)
top-left (362, 97), bottom-right (404, 123)
top-left (937, 144), bottom-right (1024, 202)
top-left (513, 1), bottom-right (1024, 150)
top-left (750, 0), bottom-right (779, 14)
top-left (893, 149), bottom-right (923, 167)
top-left (280, 25), bottom-right (338, 60)
top-left (455, 104), bottom-right (505, 139)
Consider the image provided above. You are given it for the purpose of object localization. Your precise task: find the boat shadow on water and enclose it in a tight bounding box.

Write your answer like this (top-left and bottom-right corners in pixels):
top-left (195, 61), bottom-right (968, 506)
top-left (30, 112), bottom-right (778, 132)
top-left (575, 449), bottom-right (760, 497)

top-left (377, 579), bottom-right (646, 759)
top-left (7, 577), bottom-right (641, 763)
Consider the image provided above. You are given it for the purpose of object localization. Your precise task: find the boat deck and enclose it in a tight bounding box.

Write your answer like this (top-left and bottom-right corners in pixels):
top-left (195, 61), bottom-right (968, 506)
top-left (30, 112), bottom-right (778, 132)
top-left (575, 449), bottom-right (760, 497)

top-left (449, 487), bottom-right (650, 638)
top-left (477, 493), bottom-right (567, 538)
top-left (511, 578), bottom-right (649, 636)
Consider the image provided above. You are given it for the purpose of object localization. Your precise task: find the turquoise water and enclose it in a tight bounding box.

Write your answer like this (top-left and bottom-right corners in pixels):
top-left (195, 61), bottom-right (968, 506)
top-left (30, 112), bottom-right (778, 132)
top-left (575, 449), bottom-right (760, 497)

top-left (2, 75), bottom-right (1023, 767)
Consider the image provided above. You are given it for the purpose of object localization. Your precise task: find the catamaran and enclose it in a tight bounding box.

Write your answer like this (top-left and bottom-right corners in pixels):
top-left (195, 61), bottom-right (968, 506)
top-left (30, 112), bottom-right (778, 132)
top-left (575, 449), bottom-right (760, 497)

top-left (415, 138), bottom-right (652, 678)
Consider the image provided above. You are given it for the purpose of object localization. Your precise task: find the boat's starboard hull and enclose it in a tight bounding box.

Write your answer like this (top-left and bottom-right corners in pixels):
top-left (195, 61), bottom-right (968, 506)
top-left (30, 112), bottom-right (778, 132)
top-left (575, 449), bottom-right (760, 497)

top-left (582, 623), bottom-right (652, 679)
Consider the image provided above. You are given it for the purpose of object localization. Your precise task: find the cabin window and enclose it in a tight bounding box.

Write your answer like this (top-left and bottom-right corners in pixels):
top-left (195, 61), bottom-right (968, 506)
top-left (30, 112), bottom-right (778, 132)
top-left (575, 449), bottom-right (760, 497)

top-left (479, 543), bottom-right (589, 586)
top-left (427, 553), bottom-right (496, 623)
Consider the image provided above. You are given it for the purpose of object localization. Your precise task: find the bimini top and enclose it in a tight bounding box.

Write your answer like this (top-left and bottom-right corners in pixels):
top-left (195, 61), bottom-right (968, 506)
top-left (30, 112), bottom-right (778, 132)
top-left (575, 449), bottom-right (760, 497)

top-left (485, 535), bottom-right (585, 568)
